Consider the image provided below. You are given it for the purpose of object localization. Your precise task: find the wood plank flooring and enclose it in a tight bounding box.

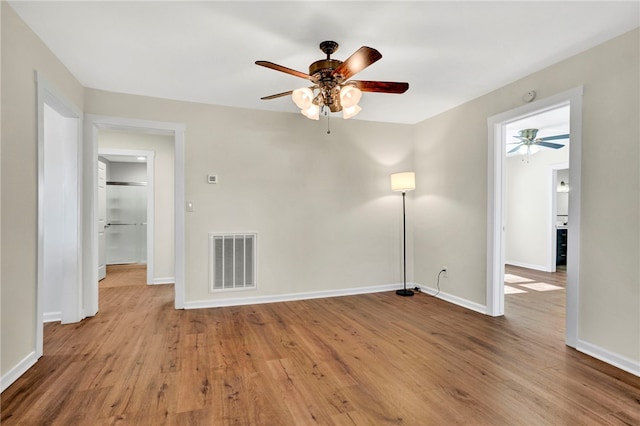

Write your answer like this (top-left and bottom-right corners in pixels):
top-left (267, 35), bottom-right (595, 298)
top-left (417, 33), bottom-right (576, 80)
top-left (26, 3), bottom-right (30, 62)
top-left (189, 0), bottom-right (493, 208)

top-left (2, 267), bottom-right (639, 425)
top-left (100, 264), bottom-right (148, 288)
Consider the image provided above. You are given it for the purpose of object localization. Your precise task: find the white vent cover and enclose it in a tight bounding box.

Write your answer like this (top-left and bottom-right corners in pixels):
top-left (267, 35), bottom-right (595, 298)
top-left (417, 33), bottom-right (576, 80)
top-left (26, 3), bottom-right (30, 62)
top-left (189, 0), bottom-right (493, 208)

top-left (209, 233), bottom-right (256, 292)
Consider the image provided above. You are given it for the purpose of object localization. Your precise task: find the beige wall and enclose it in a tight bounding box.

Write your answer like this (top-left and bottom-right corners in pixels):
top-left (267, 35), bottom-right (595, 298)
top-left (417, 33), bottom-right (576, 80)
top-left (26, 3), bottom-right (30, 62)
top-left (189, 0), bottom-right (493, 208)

top-left (84, 90), bottom-right (414, 302)
top-left (1, 3), bottom-right (84, 376)
top-left (99, 131), bottom-right (175, 281)
top-left (413, 28), bottom-right (639, 362)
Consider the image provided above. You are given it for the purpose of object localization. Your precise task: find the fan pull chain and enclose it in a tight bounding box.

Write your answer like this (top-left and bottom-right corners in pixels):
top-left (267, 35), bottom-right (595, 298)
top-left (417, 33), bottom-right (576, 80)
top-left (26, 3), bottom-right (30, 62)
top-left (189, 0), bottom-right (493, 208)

top-left (325, 108), bottom-right (331, 134)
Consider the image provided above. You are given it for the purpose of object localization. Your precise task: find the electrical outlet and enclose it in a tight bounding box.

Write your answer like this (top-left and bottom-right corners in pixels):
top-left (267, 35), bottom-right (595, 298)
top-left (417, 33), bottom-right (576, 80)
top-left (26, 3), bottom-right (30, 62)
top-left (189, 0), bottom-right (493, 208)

top-left (442, 267), bottom-right (448, 278)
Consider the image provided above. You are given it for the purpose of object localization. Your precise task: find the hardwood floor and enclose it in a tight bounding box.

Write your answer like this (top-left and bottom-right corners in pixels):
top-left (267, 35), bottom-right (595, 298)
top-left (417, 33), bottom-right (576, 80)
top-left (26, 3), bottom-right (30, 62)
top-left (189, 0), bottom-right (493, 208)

top-left (100, 264), bottom-right (149, 288)
top-left (2, 268), bottom-right (639, 425)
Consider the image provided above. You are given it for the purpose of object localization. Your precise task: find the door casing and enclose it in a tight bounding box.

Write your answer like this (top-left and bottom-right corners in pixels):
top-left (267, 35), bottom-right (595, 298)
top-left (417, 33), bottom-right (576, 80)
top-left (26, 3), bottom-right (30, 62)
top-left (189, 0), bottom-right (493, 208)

top-left (98, 160), bottom-right (107, 280)
top-left (84, 115), bottom-right (185, 316)
top-left (36, 73), bottom-right (84, 357)
top-left (486, 86), bottom-right (583, 348)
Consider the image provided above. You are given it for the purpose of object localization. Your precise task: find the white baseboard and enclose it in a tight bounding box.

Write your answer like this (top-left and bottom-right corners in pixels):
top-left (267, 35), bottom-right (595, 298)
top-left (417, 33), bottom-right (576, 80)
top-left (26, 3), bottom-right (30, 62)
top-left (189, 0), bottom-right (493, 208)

top-left (43, 311), bottom-right (61, 323)
top-left (505, 261), bottom-right (551, 272)
top-left (184, 282), bottom-right (403, 310)
top-left (415, 283), bottom-right (487, 314)
top-left (577, 340), bottom-right (640, 377)
top-left (183, 281), bottom-right (487, 314)
top-left (1, 351), bottom-right (37, 393)
top-left (152, 276), bottom-right (175, 285)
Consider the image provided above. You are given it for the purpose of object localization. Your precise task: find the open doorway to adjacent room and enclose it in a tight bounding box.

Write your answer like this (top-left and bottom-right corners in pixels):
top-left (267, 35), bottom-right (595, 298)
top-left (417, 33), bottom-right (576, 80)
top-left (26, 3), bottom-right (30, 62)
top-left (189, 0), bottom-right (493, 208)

top-left (96, 131), bottom-right (176, 294)
top-left (503, 106), bottom-right (569, 308)
top-left (36, 74), bottom-right (83, 358)
top-left (84, 116), bottom-right (186, 316)
top-left (98, 149), bottom-right (155, 286)
top-left (487, 87), bottom-right (582, 348)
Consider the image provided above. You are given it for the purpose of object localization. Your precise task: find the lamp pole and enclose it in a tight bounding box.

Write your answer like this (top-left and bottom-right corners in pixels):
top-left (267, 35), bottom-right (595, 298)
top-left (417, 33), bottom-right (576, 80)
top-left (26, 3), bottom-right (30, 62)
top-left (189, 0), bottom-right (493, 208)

top-left (396, 190), bottom-right (414, 296)
top-left (390, 171), bottom-right (415, 297)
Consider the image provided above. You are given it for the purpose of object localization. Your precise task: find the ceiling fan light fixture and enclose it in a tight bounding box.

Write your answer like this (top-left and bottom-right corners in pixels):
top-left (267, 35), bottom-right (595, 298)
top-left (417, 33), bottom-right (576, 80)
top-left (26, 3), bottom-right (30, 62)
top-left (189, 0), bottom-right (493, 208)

top-left (342, 104), bottom-right (362, 119)
top-left (301, 103), bottom-right (320, 120)
top-left (339, 85), bottom-right (362, 108)
top-left (257, 41), bottom-right (409, 126)
top-left (519, 144), bottom-right (540, 157)
top-left (292, 87), bottom-right (314, 109)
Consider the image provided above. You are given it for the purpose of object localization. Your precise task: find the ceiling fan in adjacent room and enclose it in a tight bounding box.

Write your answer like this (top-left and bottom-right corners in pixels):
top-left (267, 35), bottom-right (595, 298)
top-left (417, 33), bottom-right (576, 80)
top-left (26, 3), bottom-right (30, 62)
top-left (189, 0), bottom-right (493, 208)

top-left (507, 128), bottom-right (569, 159)
top-left (255, 41), bottom-right (409, 122)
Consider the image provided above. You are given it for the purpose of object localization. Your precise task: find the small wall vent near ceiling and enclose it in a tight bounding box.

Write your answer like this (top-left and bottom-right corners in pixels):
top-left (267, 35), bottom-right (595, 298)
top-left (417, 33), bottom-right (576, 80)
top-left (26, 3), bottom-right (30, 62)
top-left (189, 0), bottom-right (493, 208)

top-left (209, 233), bottom-right (256, 292)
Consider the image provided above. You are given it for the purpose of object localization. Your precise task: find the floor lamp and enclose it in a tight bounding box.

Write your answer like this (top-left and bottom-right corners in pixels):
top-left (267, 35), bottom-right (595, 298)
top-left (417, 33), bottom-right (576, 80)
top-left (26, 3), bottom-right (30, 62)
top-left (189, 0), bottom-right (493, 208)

top-left (391, 172), bottom-right (415, 297)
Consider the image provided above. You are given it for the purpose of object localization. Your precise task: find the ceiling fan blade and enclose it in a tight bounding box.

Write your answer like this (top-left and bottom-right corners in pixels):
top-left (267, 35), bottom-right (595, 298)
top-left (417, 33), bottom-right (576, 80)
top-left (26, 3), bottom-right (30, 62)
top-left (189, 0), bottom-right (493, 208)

top-left (536, 141), bottom-right (565, 149)
top-left (255, 61), bottom-right (311, 80)
top-left (333, 46), bottom-right (382, 80)
top-left (508, 144), bottom-right (523, 154)
top-left (350, 80), bottom-right (409, 94)
top-left (539, 134), bottom-right (570, 141)
top-left (260, 90), bottom-right (294, 100)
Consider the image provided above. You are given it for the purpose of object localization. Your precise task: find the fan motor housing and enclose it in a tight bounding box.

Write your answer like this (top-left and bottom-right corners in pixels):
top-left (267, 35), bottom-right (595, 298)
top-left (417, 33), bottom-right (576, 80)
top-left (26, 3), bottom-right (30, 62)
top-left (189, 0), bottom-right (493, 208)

top-left (519, 128), bottom-right (538, 140)
top-left (309, 59), bottom-right (343, 81)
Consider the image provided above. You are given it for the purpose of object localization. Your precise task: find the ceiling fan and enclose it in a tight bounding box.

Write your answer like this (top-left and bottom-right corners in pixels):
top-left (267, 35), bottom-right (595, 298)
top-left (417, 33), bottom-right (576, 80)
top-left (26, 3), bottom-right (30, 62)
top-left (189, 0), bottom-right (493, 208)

top-left (508, 128), bottom-right (569, 155)
top-left (255, 40), bottom-right (409, 121)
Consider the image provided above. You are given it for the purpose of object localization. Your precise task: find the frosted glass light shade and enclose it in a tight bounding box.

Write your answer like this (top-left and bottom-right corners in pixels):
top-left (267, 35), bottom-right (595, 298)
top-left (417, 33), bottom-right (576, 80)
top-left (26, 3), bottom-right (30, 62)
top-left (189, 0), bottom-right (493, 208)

top-left (340, 85), bottom-right (362, 108)
top-left (519, 145), bottom-right (539, 156)
top-left (301, 104), bottom-right (320, 120)
top-left (292, 87), bottom-right (314, 109)
top-left (390, 172), bottom-right (416, 192)
top-left (342, 104), bottom-right (362, 119)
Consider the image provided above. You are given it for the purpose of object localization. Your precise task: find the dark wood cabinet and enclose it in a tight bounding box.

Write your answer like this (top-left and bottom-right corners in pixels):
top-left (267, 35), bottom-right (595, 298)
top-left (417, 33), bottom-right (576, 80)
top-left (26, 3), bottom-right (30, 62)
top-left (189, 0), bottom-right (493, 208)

top-left (556, 229), bottom-right (567, 265)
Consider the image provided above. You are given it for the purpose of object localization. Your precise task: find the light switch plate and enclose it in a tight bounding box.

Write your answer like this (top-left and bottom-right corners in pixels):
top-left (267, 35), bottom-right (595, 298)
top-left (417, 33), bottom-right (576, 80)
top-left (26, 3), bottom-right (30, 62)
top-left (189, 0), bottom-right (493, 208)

top-left (207, 174), bottom-right (218, 184)
top-left (186, 201), bottom-right (195, 212)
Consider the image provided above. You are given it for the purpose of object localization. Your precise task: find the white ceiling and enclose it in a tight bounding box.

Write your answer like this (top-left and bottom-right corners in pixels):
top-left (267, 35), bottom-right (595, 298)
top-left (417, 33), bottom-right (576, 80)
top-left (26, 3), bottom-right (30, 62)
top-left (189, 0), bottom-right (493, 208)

top-left (9, 1), bottom-right (639, 124)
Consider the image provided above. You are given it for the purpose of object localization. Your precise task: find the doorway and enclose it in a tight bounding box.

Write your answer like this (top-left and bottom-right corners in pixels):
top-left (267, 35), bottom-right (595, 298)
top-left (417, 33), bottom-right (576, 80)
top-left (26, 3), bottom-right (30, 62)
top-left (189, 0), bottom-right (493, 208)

top-left (84, 115), bottom-right (186, 316)
top-left (98, 148), bottom-right (156, 285)
top-left (487, 87), bottom-right (583, 348)
top-left (36, 74), bottom-right (84, 357)
top-left (504, 106), bottom-right (570, 273)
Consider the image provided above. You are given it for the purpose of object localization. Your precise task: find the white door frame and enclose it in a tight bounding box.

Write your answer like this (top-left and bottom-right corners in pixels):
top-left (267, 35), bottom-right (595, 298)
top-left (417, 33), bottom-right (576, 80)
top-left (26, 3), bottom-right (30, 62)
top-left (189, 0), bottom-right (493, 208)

top-left (84, 115), bottom-right (185, 316)
top-left (97, 159), bottom-right (107, 280)
top-left (98, 148), bottom-right (155, 284)
top-left (486, 86), bottom-right (582, 348)
top-left (36, 73), bottom-right (84, 356)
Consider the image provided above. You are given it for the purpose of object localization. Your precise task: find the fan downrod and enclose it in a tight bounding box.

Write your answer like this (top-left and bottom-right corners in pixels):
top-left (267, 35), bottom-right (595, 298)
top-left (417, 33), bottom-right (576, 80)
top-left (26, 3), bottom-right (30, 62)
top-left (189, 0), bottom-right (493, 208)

top-left (319, 41), bottom-right (339, 58)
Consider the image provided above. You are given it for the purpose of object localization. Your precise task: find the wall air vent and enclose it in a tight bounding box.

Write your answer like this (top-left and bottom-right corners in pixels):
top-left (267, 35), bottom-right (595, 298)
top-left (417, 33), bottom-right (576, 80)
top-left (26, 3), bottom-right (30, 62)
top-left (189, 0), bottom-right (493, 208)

top-left (209, 233), bottom-right (256, 292)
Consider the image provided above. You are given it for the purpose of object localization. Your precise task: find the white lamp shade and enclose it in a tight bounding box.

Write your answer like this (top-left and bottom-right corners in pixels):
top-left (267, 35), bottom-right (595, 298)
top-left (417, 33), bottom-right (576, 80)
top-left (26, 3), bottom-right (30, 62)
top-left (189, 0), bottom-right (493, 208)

top-left (342, 104), bottom-right (362, 119)
top-left (340, 85), bottom-right (362, 108)
top-left (390, 172), bottom-right (416, 192)
top-left (292, 87), bottom-right (314, 109)
top-left (301, 104), bottom-right (320, 120)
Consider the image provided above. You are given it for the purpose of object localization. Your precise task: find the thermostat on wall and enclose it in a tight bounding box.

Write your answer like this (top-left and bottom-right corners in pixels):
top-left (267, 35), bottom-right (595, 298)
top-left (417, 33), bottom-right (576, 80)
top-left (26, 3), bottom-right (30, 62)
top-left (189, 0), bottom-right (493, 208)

top-left (207, 174), bottom-right (218, 184)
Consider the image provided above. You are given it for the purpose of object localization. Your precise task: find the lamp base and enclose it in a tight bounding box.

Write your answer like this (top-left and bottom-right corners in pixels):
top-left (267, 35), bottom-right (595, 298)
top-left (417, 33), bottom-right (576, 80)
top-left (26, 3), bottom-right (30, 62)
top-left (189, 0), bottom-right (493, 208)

top-left (396, 289), bottom-right (415, 297)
